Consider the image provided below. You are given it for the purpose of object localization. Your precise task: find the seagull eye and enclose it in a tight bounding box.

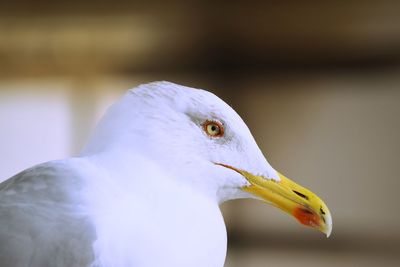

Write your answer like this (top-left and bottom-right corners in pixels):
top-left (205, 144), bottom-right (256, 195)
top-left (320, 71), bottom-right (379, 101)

top-left (203, 121), bottom-right (224, 137)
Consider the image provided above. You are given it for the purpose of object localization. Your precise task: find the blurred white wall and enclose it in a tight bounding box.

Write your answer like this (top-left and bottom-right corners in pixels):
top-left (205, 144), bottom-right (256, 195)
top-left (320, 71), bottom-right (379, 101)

top-left (0, 79), bottom-right (71, 178)
top-left (0, 77), bottom-right (134, 179)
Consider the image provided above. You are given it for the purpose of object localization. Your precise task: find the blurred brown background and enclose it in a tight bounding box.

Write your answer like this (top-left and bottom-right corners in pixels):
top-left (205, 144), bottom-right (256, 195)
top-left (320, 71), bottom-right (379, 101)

top-left (0, 1), bottom-right (400, 266)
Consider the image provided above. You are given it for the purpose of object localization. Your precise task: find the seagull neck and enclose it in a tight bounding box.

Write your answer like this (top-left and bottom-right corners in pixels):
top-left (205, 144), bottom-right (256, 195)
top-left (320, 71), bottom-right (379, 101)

top-left (82, 147), bottom-right (221, 204)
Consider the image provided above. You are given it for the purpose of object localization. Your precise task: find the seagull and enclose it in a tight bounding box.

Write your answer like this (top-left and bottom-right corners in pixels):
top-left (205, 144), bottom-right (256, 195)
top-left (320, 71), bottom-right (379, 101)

top-left (0, 81), bottom-right (332, 267)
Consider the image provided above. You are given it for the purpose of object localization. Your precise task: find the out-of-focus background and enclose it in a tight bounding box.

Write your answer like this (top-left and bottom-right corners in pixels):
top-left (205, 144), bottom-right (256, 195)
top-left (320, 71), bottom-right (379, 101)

top-left (1, 1), bottom-right (399, 266)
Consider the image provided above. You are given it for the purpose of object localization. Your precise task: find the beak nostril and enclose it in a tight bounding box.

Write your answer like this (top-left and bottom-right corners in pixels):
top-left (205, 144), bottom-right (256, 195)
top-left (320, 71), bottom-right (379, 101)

top-left (293, 190), bottom-right (309, 200)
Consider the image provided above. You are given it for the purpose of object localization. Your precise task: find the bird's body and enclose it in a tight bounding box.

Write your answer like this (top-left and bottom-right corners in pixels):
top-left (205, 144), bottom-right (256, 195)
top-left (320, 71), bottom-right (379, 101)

top-left (0, 155), bottom-right (227, 267)
top-left (0, 82), bottom-right (331, 267)
top-left (84, 151), bottom-right (228, 267)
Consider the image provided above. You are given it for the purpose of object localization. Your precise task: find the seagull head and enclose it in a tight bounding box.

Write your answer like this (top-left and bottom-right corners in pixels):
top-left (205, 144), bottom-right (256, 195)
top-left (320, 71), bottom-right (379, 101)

top-left (86, 81), bottom-right (332, 237)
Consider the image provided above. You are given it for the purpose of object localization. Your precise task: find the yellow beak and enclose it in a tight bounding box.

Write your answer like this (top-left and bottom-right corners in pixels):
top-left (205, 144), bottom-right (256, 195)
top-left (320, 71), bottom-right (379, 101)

top-left (217, 164), bottom-right (332, 237)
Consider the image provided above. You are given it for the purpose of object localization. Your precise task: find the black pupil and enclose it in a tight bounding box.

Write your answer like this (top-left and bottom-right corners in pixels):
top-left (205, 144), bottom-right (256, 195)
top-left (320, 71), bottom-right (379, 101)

top-left (211, 125), bottom-right (217, 132)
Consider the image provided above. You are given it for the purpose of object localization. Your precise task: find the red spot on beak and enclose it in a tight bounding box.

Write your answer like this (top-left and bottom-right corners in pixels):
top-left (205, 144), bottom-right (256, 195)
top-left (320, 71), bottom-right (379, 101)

top-left (293, 207), bottom-right (320, 228)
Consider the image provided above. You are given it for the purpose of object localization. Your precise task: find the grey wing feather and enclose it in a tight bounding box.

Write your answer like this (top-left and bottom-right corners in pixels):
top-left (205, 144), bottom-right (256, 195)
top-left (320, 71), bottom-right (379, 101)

top-left (0, 160), bottom-right (96, 267)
